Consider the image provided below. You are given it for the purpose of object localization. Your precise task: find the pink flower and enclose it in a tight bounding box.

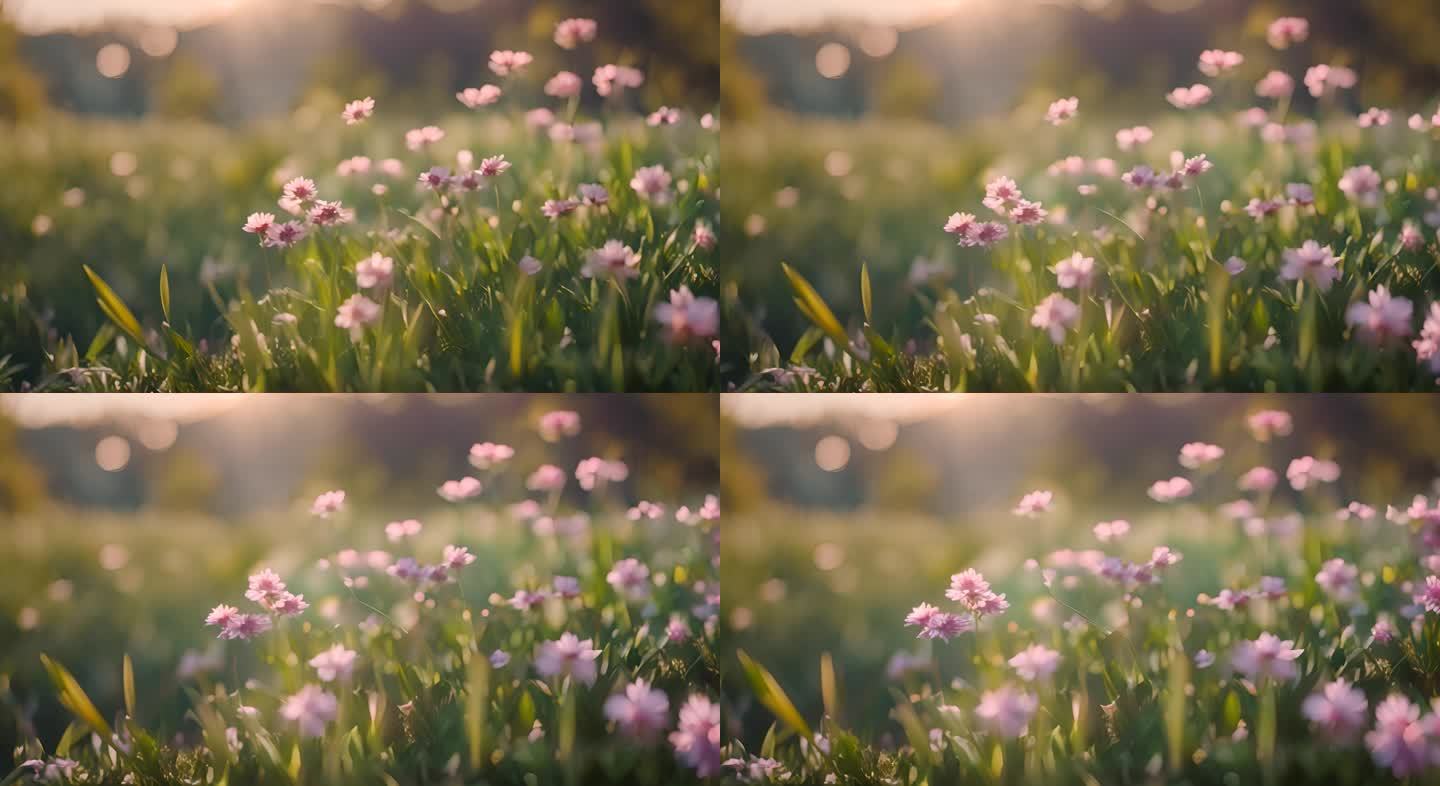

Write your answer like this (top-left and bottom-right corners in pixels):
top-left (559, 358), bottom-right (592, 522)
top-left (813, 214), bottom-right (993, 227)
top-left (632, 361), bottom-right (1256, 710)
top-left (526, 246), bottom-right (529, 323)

top-left (355, 252), bottom-right (394, 290)
top-left (437, 477), bottom-right (482, 502)
top-left (508, 589), bottom-right (549, 611)
top-left (654, 286), bottom-right (719, 343)
top-left (1205, 588), bottom-right (1251, 611)
top-left (647, 107), bottom-right (681, 126)
top-left (544, 71), bottom-right (583, 99)
top-left (1255, 70), bottom-right (1294, 99)
top-left (518, 255), bottom-right (542, 276)
top-left (1009, 199), bottom-right (1047, 225)
top-left (669, 695), bottom-right (721, 777)
top-left (1418, 575), bottom-right (1440, 613)
top-left (1178, 442), bottom-right (1224, 469)
top-left (456, 85), bottom-right (501, 109)
top-left (946, 568), bottom-right (992, 604)
top-left (541, 198), bottom-right (579, 219)
top-left (384, 519), bottom-right (422, 542)
top-left (279, 685), bottom-right (337, 738)
top-left (1194, 650), bottom-right (1216, 668)
top-left (307, 200), bottom-right (349, 227)
top-left (1338, 165), bottom-right (1382, 207)
top-left (693, 221), bottom-right (717, 251)
top-left (220, 613), bottom-right (272, 640)
top-left (477, 155), bottom-right (510, 178)
top-left (582, 240), bottom-right (641, 279)
top-left (1245, 198), bottom-right (1282, 220)
top-left (264, 221), bottom-right (307, 249)
top-left (1149, 546), bottom-right (1182, 568)
top-left (1179, 154), bottom-right (1213, 178)
top-left (534, 633), bottom-right (600, 685)
top-left (904, 602), bottom-right (941, 629)
top-left (552, 576), bottom-right (581, 599)
top-left (1280, 240), bottom-right (1340, 291)
top-left (1148, 477), bottom-right (1193, 502)
top-left (1347, 286), bottom-right (1413, 344)
top-left (341, 97), bottom-right (375, 124)
top-left (309, 644), bottom-right (357, 682)
top-left (526, 464), bottom-right (567, 492)
top-left (576, 457), bottom-right (629, 491)
top-left (1224, 256), bottom-right (1247, 275)
top-left (982, 176), bottom-right (1022, 214)
top-left (917, 612), bottom-right (972, 640)
top-left (630, 164), bottom-right (673, 204)
top-left (1092, 520), bottom-right (1130, 542)
top-left (1231, 633), bottom-right (1303, 682)
top-left (1401, 221), bottom-right (1424, 252)
top-left (1115, 125), bottom-right (1153, 151)
top-left (1358, 107), bottom-right (1392, 128)
top-left (442, 544), bottom-right (476, 570)
top-left (1247, 410), bottom-right (1293, 441)
top-left (1031, 293), bottom-right (1079, 344)
top-left (268, 592), bottom-right (308, 616)
top-left (1045, 96), bottom-right (1078, 125)
top-left (1013, 490), bottom-right (1054, 517)
top-left (1255, 576), bottom-right (1287, 599)
top-left (243, 212), bottom-right (275, 237)
top-left (604, 680), bottom-right (670, 740)
top-left (282, 177), bottom-right (317, 204)
top-left (1315, 558), bottom-right (1359, 602)
top-left (593, 64), bottom-right (644, 97)
top-left (1008, 644), bottom-right (1061, 681)
top-left (1267, 16), bottom-right (1309, 49)
top-left (1166, 84), bottom-right (1213, 109)
top-left (310, 490), bottom-right (345, 517)
top-left (334, 294), bottom-right (381, 340)
top-left (1304, 64), bottom-right (1357, 98)
top-left (488, 50), bottom-right (533, 76)
top-left (1372, 615), bottom-right (1398, 643)
top-left (205, 604), bottom-right (240, 630)
top-left (538, 410), bottom-right (581, 441)
top-left (1238, 466), bottom-right (1278, 492)
top-left (404, 126), bottom-right (445, 151)
top-left (1198, 49), bottom-right (1244, 77)
top-left (1303, 680), bottom-right (1368, 741)
top-left (975, 685), bottom-right (1038, 739)
top-left (1121, 165), bottom-right (1157, 189)
top-left (554, 18), bottom-right (598, 49)
top-left (971, 222), bottom-right (1009, 247)
top-left (1415, 304), bottom-right (1440, 373)
top-left (577, 183), bottom-right (610, 207)
top-left (1366, 695), bottom-right (1430, 777)
top-left (606, 557), bottom-right (651, 600)
top-left (1287, 456), bottom-right (1340, 490)
top-left (468, 442), bottom-right (514, 470)
top-left (1286, 183), bottom-right (1315, 206)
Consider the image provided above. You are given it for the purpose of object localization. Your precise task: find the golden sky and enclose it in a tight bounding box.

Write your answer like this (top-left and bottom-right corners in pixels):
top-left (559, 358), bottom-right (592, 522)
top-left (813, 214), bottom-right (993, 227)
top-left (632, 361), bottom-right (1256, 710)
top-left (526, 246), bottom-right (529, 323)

top-left (725, 0), bottom-right (969, 33)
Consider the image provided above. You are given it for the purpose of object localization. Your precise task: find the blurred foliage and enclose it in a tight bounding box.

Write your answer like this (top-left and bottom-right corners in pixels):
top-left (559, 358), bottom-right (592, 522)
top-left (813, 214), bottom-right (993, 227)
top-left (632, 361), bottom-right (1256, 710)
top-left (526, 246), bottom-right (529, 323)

top-left (720, 17), bottom-right (766, 123)
top-left (0, 414), bottom-right (46, 513)
top-left (870, 54), bottom-right (941, 123)
top-left (153, 52), bottom-right (220, 122)
top-left (0, 7), bottom-right (44, 122)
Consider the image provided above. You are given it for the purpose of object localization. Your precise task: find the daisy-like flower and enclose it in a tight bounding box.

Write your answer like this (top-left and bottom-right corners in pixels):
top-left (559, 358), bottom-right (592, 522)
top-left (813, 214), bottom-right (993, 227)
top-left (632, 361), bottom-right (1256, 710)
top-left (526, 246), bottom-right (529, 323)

top-left (544, 71), bottom-right (583, 99)
top-left (1304, 64), bottom-right (1357, 98)
top-left (1178, 442), bottom-right (1224, 469)
top-left (542, 198), bottom-right (579, 219)
top-left (1347, 286), bottom-right (1413, 345)
top-left (404, 126), bottom-right (445, 151)
top-left (904, 602), bottom-right (941, 630)
top-left (441, 544), bottom-right (475, 570)
top-left (581, 240), bottom-right (641, 279)
top-left (308, 644), bottom-right (357, 682)
top-left (1013, 490), bottom-right (1054, 517)
top-left (282, 177), bottom-right (318, 204)
top-left (307, 200), bottom-right (349, 227)
top-left (205, 604), bottom-right (240, 630)
top-left (1255, 70), bottom-right (1294, 99)
top-left (1166, 84), bottom-right (1213, 109)
top-left (554, 17), bottom-right (598, 49)
top-left (1417, 575), bottom-right (1440, 613)
top-left (1372, 615), bottom-right (1398, 643)
top-left (311, 490), bottom-right (345, 517)
top-left (606, 557), bottom-right (651, 600)
top-left (1224, 256), bottom-right (1247, 275)
top-left (526, 464), bottom-right (567, 492)
top-left (1400, 221), bottom-right (1424, 252)
top-left (918, 612), bottom-right (972, 640)
top-left (604, 680), bottom-right (670, 741)
top-left (1358, 107), bottom-right (1392, 128)
top-left (456, 85), bottom-right (501, 109)
top-left (488, 50), bottom-right (533, 76)
top-left (468, 442), bottom-right (514, 470)
top-left (654, 286), bottom-right (720, 344)
top-left (1198, 49), bottom-right (1244, 77)
top-left (576, 457), bottom-right (628, 491)
top-left (1286, 182), bottom-right (1315, 207)
top-left (982, 177), bottom-right (1022, 215)
top-left (1031, 293), bottom-right (1079, 344)
top-left (945, 568), bottom-right (992, 604)
top-left (1287, 456), bottom-right (1340, 490)
top-left (1280, 240), bottom-right (1340, 291)
top-left (1205, 588), bottom-right (1251, 611)
top-left (975, 685), bottom-right (1038, 739)
top-left (1009, 199), bottom-right (1048, 225)
top-left (1093, 519), bottom-right (1130, 542)
top-left (1120, 165), bottom-right (1157, 189)
top-left (1115, 125), bottom-right (1153, 151)
top-left (693, 221), bottom-right (717, 251)
top-left (1045, 96), bottom-right (1078, 125)
top-left (280, 685), bottom-right (338, 738)
top-left (1244, 197), bottom-right (1282, 219)
top-left (1179, 154), bottom-right (1213, 178)
top-left (220, 613), bottom-right (272, 640)
top-left (552, 576), bottom-right (581, 599)
top-left (1231, 633), bottom-right (1303, 682)
top-left (437, 477), bottom-right (482, 502)
top-left (647, 107), bottom-right (682, 127)
top-left (355, 253), bottom-right (394, 290)
top-left (518, 255), bottom-right (542, 276)
top-left (1366, 695), bottom-right (1430, 777)
top-left (1338, 165), bottom-right (1382, 207)
top-left (670, 695), bottom-right (721, 777)
top-left (1315, 558), bottom-right (1359, 602)
top-left (1148, 477), bottom-right (1193, 502)
top-left (1302, 680), bottom-right (1368, 741)
top-left (630, 164), bottom-right (673, 204)
top-left (534, 633), bottom-right (601, 685)
top-left (1267, 16), bottom-right (1309, 49)
top-left (384, 519), bottom-right (422, 542)
top-left (538, 410), bottom-right (581, 441)
top-left (334, 294), bottom-right (381, 340)
top-left (593, 64), bottom-right (644, 97)
top-left (342, 97), bottom-right (374, 125)
top-left (269, 592), bottom-right (308, 616)
top-left (1008, 644), bottom-right (1061, 682)
top-left (264, 221), bottom-right (308, 249)
top-left (477, 155), bottom-right (510, 178)
top-left (1247, 410), bottom-right (1292, 441)
top-left (1415, 304), bottom-right (1440, 373)
top-left (243, 212), bottom-right (275, 237)
top-left (576, 183), bottom-right (610, 208)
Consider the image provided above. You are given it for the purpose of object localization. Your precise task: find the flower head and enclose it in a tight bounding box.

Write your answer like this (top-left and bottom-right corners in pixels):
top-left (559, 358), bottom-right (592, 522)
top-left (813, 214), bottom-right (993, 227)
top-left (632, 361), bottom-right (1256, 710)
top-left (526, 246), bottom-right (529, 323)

top-left (1280, 240), bottom-right (1340, 291)
top-left (554, 18), bottom-right (598, 49)
top-left (1013, 490), bottom-right (1054, 517)
top-left (279, 685), bottom-right (338, 738)
top-left (488, 50), bottom-right (533, 76)
top-left (1231, 633), bottom-right (1303, 682)
top-left (975, 685), bottom-right (1038, 739)
top-left (1031, 294), bottom-right (1079, 344)
top-left (1302, 679), bottom-right (1368, 742)
top-left (630, 164), bottom-right (673, 204)
top-left (1167, 84), bottom-right (1213, 109)
top-left (355, 253), bottom-right (395, 290)
top-left (1148, 477), bottom-right (1193, 502)
top-left (1045, 96), bottom-right (1078, 125)
top-left (1179, 442), bottom-right (1224, 469)
top-left (535, 632), bottom-right (601, 685)
top-left (342, 97), bottom-right (375, 125)
top-left (468, 442), bottom-right (515, 469)
top-left (604, 680), bottom-right (670, 740)
top-left (670, 695), bottom-right (721, 777)
top-left (582, 240), bottom-right (641, 279)
top-left (1267, 16), bottom-right (1309, 49)
top-left (1008, 644), bottom-right (1061, 682)
top-left (334, 294), bottom-right (381, 340)
top-left (311, 490), bottom-right (345, 517)
top-left (1347, 286), bottom-right (1413, 345)
top-left (309, 644), bottom-right (357, 682)
top-left (456, 85), bottom-right (501, 109)
top-left (1198, 50), bottom-right (1244, 77)
top-left (606, 557), bottom-right (651, 601)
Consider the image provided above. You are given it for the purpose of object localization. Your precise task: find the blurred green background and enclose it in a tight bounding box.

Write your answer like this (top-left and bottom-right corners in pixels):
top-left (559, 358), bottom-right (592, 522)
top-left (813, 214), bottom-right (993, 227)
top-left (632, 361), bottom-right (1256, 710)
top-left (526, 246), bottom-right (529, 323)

top-left (720, 394), bottom-right (1440, 746)
top-left (0, 393), bottom-right (718, 769)
top-left (0, 0), bottom-right (719, 388)
top-left (718, 0), bottom-right (1440, 377)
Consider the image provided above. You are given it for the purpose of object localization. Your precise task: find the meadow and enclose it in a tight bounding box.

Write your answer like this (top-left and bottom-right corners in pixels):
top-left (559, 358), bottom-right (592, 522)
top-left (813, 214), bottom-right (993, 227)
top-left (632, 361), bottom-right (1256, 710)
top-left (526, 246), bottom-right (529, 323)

top-left (723, 407), bottom-right (1440, 784)
top-left (0, 413), bottom-right (721, 784)
top-left (0, 26), bottom-right (718, 392)
top-left (725, 20), bottom-right (1440, 392)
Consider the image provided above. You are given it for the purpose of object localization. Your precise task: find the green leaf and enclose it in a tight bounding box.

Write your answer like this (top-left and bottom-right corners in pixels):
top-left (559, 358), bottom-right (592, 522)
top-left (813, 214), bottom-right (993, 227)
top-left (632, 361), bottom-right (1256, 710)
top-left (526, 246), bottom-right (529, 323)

top-left (860, 262), bottom-right (873, 323)
top-left (781, 262), bottom-right (850, 353)
top-left (82, 265), bottom-right (145, 347)
top-left (40, 653), bottom-right (112, 740)
top-left (159, 264), bottom-right (171, 323)
top-left (736, 649), bottom-right (812, 739)
top-left (122, 654), bottom-right (136, 718)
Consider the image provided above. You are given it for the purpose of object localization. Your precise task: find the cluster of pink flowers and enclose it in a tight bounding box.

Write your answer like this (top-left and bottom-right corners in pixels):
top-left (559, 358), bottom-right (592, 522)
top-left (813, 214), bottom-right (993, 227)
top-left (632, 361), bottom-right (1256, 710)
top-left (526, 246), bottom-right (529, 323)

top-left (903, 567), bottom-right (1011, 643)
top-left (204, 567), bottom-right (308, 640)
top-left (654, 286), bottom-right (720, 344)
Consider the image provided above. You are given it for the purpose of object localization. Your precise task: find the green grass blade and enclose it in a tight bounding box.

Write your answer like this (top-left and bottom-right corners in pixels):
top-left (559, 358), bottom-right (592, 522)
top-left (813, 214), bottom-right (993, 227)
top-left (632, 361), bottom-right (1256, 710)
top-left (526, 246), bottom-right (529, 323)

top-left (736, 649), bottom-right (812, 739)
top-left (82, 265), bottom-right (146, 346)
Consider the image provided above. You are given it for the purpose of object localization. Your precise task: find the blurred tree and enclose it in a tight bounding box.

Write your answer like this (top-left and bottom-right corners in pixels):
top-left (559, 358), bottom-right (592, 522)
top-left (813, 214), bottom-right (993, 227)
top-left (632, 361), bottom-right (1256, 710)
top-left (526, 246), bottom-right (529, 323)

top-left (0, 5), bottom-right (45, 121)
top-left (0, 413), bottom-right (46, 513)
top-left (870, 53), bottom-right (940, 122)
top-left (720, 17), bottom-right (765, 121)
top-left (153, 51), bottom-right (220, 121)
top-left (720, 415), bottom-right (767, 514)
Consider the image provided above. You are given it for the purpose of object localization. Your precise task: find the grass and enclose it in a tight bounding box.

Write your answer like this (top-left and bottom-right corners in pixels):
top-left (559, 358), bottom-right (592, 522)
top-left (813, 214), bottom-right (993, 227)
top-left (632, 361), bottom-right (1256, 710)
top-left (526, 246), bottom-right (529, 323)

top-left (0, 440), bottom-right (720, 784)
top-left (1, 91), bottom-right (717, 392)
top-left (726, 94), bottom-right (1440, 392)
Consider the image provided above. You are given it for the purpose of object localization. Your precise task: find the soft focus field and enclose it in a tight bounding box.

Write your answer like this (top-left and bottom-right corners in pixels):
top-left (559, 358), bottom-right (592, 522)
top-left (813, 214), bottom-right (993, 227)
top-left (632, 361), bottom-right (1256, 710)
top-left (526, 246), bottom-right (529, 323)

top-left (0, 416), bottom-right (720, 784)
top-left (722, 405), bottom-right (1440, 784)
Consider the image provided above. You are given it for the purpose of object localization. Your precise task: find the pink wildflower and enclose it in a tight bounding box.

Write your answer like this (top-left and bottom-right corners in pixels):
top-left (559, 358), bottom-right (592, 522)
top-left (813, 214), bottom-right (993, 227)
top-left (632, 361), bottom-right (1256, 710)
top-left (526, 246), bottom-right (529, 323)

top-left (1347, 286), bottom-right (1413, 344)
top-left (535, 633), bottom-right (600, 685)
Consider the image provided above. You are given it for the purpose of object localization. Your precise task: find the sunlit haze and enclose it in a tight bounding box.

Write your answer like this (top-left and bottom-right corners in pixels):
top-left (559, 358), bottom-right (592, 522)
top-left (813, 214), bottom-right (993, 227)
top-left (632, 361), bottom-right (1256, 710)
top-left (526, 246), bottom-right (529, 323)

top-left (7, 0), bottom-right (295, 32)
top-left (725, 0), bottom-right (969, 33)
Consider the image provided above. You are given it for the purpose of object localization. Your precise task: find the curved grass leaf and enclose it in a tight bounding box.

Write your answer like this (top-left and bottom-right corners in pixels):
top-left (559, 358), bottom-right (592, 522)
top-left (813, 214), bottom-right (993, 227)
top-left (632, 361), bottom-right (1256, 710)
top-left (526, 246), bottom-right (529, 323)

top-left (736, 649), bottom-right (812, 739)
top-left (82, 265), bottom-right (145, 347)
